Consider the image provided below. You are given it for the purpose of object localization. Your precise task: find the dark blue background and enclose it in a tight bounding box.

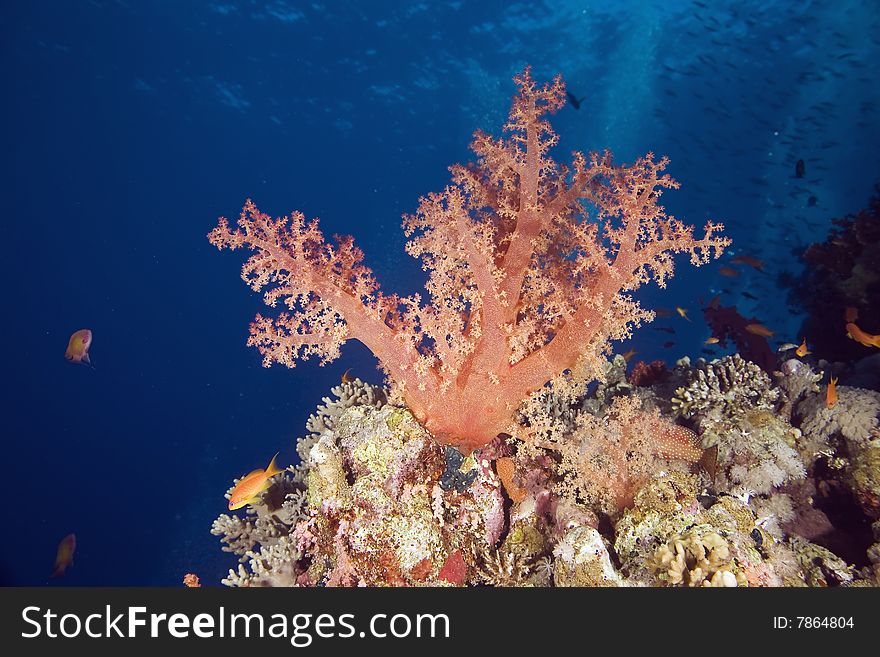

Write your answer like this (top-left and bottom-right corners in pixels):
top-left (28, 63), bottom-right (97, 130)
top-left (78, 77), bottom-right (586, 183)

top-left (1, 0), bottom-right (877, 585)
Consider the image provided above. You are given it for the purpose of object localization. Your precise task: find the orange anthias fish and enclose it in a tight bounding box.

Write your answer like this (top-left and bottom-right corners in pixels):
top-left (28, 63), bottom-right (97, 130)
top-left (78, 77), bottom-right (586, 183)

top-left (795, 338), bottom-right (811, 357)
top-left (745, 323), bottom-right (775, 338)
top-left (845, 307), bottom-right (859, 323)
top-left (228, 453), bottom-right (285, 510)
top-left (846, 322), bottom-right (880, 348)
top-left (705, 336), bottom-right (720, 345)
top-left (676, 306), bottom-right (691, 322)
top-left (730, 255), bottom-right (765, 271)
top-left (52, 533), bottom-right (76, 578)
top-left (718, 266), bottom-right (741, 278)
top-left (64, 329), bottom-right (92, 365)
top-left (622, 347), bottom-right (637, 362)
top-left (341, 367), bottom-right (354, 383)
top-left (826, 377), bottom-right (838, 408)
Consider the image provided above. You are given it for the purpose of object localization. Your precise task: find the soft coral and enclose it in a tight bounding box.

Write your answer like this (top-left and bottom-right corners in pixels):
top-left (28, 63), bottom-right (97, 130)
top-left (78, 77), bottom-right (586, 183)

top-left (209, 68), bottom-right (729, 453)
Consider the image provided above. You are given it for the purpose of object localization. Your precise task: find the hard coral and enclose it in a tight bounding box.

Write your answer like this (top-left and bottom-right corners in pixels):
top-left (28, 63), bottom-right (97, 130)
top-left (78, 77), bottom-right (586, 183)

top-left (615, 474), bottom-right (807, 587)
top-left (672, 353), bottom-right (779, 424)
top-left (211, 360), bottom-right (880, 587)
top-left (649, 528), bottom-right (743, 587)
top-left (210, 68), bottom-right (728, 453)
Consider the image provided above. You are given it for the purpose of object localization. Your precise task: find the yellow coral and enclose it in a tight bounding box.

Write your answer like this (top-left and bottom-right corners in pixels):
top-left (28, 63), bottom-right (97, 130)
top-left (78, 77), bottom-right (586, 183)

top-left (650, 528), bottom-right (746, 587)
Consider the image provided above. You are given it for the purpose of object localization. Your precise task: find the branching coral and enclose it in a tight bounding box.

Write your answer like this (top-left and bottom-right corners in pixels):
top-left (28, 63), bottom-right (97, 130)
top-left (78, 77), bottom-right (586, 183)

top-left (628, 359), bottom-right (669, 387)
top-left (209, 68), bottom-right (728, 453)
top-left (649, 528), bottom-right (744, 587)
top-left (306, 377), bottom-right (387, 436)
top-left (473, 548), bottom-right (532, 587)
top-left (291, 376), bottom-right (387, 484)
top-left (672, 354), bottom-right (779, 424)
top-left (211, 473), bottom-right (309, 586)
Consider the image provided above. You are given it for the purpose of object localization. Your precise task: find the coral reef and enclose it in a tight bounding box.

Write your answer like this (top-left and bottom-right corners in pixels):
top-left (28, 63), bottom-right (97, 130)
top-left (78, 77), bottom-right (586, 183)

top-left (615, 473), bottom-right (806, 587)
top-left (207, 71), bottom-right (878, 588)
top-left (210, 353), bottom-right (880, 586)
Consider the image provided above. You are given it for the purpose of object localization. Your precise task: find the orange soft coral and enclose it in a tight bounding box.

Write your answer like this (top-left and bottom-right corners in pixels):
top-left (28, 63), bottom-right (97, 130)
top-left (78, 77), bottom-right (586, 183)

top-left (210, 68), bottom-right (729, 453)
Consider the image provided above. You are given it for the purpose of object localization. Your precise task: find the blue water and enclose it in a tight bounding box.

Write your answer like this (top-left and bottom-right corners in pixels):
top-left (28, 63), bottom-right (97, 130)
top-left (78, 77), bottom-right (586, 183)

top-left (2, 0), bottom-right (877, 585)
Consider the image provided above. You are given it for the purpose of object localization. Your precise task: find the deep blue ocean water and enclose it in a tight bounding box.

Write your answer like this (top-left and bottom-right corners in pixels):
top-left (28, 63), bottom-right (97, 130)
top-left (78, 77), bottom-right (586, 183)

top-left (1, 0), bottom-right (877, 585)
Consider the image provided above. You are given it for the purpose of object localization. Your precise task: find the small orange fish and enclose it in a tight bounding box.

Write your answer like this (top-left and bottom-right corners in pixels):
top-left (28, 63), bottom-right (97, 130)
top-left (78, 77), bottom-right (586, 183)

top-left (844, 307), bottom-right (859, 323)
top-left (826, 376), bottom-right (838, 408)
top-left (730, 255), bottom-right (765, 271)
top-left (654, 308), bottom-right (673, 318)
top-left (622, 347), bottom-right (637, 362)
top-left (52, 533), bottom-right (76, 578)
top-left (745, 323), bottom-right (775, 337)
top-left (795, 338), bottom-right (811, 357)
top-left (676, 306), bottom-right (691, 322)
top-left (64, 329), bottom-right (93, 365)
top-left (718, 266), bottom-right (741, 278)
top-left (704, 336), bottom-right (720, 345)
top-left (228, 453), bottom-right (285, 510)
top-left (341, 367), bottom-right (353, 383)
top-left (845, 322), bottom-right (880, 348)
